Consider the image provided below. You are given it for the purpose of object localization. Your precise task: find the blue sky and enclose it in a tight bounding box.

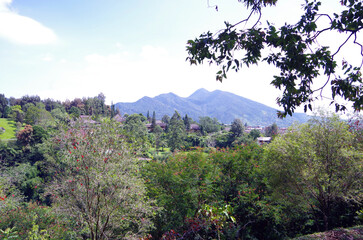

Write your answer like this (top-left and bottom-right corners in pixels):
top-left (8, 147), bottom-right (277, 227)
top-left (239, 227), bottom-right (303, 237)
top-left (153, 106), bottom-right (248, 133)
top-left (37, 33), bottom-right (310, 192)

top-left (0, 0), bottom-right (360, 114)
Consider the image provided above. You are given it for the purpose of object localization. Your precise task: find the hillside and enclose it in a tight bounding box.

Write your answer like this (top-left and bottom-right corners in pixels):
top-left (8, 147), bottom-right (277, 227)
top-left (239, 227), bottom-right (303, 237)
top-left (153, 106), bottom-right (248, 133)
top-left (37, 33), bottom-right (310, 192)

top-left (115, 88), bottom-right (310, 127)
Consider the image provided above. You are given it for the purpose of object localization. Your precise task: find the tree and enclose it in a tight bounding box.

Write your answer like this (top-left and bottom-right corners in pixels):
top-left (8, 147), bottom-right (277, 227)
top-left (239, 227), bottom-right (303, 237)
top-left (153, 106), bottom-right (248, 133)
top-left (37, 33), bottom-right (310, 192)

top-left (183, 114), bottom-right (191, 131)
top-left (0, 94), bottom-right (8, 118)
top-left (123, 114), bottom-right (150, 153)
top-left (248, 129), bottom-right (261, 140)
top-left (9, 105), bottom-right (24, 123)
top-left (199, 116), bottom-right (221, 134)
top-left (167, 111), bottom-right (186, 151)
top-left (265, 123), bottom-right (279, 137)
top-left (47, 119), bottom-right (154, 239)
top-left (151, 111), bottom-right (156, 132)
top-left (230, 118), bottom-right (244, 138)
top-left (69, 106), bottom-right (81, 119)
top-left (264, 113), bottom-right (363, 231)
top-left (17, 125), bottom-right (33, 146)
top-left (186, 0), bottom-right (362, 117)
top-left (25, 105), bottom-right (54, 128)
top-left (110, 101), bottom-right (118, 119)
top-left (152, 124), bottom-right (164, 151)
top-left (19, 95), bottom-right (41, 109)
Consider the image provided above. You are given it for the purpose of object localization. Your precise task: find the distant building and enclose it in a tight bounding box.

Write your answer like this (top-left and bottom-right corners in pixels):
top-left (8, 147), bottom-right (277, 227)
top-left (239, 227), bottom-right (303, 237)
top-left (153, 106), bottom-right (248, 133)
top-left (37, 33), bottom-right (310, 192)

top-left (189, 124), bottom-right (200, 132)
top-left (79, 115), bottom-right (98, 124)
top-left (245, 126), bottom-right (263, 133)
top-left (113, 114), bottom-right (126, 123)
top-left (146, 120), bottom-right (167, 131)
top-left (257, 137), bottom-right (271, 145)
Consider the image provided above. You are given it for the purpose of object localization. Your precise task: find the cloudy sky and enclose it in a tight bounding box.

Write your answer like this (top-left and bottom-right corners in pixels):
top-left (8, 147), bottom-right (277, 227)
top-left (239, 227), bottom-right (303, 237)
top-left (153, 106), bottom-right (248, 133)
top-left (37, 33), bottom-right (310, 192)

top-left (0, 0), bottom-right (360, 114)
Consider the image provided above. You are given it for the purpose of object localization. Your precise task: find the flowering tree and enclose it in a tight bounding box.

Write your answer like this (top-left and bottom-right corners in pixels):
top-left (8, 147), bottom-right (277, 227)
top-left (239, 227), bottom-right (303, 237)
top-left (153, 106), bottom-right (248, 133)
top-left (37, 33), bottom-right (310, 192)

top-left (47, 119), bottom-right (155, 240)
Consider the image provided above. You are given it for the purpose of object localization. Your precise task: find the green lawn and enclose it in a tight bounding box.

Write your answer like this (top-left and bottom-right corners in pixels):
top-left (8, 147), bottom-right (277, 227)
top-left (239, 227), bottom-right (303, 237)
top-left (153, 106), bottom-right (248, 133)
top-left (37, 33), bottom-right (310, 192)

top-left (0, 118), bottom-right (18, 140)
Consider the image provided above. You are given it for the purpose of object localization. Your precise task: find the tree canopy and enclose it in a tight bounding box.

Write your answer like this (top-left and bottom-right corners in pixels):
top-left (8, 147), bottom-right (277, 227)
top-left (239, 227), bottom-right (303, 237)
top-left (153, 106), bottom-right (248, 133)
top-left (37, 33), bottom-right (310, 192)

top-left (186, 0), bottom-right (362, 117)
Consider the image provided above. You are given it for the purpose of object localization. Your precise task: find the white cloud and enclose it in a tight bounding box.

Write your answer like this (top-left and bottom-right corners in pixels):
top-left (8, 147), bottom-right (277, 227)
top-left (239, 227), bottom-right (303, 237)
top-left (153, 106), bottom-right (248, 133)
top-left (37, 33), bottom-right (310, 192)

top-left (41, 53), bottom-right (53, 62)
top-left (0, 0), bottom-right (57, 44)
top-left (46, 45), bottom-right (282, 111)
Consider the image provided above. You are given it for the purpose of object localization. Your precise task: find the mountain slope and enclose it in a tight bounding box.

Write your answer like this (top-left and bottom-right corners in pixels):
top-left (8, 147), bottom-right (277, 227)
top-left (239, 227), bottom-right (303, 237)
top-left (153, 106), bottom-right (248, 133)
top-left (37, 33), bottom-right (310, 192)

top-left (115, 89), bottom-right (309, 127)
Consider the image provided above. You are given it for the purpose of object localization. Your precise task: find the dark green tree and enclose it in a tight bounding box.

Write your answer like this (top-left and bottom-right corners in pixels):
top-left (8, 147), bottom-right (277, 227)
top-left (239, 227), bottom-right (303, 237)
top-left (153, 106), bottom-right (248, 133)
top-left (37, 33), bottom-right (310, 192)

top-left (151, 111), bottom-right (156, 132)
top-left (162, 115), bottom-right (170, 132)
top-left (183, 114), bottom-right (191, 131)
top-left (110, 101), bottom-right (118, 119)
top-left (186, 0), bottom-right (362, 117)
top-left (0, 94), bottom-right (8, 118)
top-left (19, 95), bottom-right (41, 109)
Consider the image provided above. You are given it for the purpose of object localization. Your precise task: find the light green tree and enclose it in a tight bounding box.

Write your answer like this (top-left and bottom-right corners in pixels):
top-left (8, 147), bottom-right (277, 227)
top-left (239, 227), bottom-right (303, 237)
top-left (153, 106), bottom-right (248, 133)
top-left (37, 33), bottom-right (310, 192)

top-left (265, 113), bottom-right (363, 231)
top-left (123, 113), bottom-right (150, 153)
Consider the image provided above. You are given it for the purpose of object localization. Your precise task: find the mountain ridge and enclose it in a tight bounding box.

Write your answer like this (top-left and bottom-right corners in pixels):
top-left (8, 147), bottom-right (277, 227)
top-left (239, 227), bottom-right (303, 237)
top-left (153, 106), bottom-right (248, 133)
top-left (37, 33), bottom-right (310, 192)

top-left (115, 89), bottom-right (309, 127)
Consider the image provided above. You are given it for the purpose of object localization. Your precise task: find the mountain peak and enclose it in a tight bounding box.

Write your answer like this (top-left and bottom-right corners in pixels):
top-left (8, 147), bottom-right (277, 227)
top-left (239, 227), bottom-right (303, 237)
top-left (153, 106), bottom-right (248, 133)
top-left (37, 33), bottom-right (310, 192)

top-left (187, 88), bottom-right (211, 101)
top-left (115, 89), bottom-right (309, 126)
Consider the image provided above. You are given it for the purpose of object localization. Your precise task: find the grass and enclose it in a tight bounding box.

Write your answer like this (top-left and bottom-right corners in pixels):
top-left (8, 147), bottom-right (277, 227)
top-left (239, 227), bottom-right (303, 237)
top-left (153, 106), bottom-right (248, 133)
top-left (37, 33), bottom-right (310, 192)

top-left (0, 118), bottom-right (18, 140)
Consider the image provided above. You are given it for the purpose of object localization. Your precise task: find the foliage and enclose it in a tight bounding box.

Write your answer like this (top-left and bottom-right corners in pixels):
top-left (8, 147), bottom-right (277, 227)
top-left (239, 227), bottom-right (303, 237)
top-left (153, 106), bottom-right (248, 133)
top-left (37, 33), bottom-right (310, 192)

top-left (5, 163), bottom-right (43, 202)
top-left (186, 0), bottom-right (363, 117)
top-left (50, 108), bottom-right (69, 125)
top-left (0, 227), bottom-right (18, 240)
top-left (26, 216), bottom-right (50, 240)
top-left (143, 145), bottom-right (284, 239)
top-left (265, 113), bottom-right (363, 232)
top-left (47, 119), bottom-right (155, 239)
top-left (142, 150), bottom-right (214, 238)
top-left (0, 202), bottom-right (79, 239)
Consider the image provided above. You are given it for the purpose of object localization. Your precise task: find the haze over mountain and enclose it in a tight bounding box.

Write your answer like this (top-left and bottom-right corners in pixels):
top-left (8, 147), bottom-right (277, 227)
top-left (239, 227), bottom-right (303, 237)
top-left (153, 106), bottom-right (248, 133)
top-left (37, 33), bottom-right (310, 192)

top-left (115, 89), bottom-right (310, 127)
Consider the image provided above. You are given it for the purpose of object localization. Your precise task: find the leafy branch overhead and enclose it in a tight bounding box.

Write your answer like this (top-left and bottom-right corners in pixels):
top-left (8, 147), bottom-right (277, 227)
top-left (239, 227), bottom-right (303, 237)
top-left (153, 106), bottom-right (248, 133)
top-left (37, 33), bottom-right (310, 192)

top-left (186, 0), bottom-right (362, 117)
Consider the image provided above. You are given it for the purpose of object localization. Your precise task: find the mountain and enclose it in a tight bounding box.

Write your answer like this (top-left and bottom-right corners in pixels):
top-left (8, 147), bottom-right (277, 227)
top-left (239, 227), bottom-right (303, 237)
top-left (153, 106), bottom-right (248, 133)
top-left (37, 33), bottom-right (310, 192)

top-left (115, 89), bottom-right (310, 127)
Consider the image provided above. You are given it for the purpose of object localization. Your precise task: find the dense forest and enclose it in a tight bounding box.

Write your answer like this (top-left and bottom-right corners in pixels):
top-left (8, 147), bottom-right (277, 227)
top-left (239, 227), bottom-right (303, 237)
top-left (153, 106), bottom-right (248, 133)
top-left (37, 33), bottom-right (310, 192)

top-left (0, 93), bottom-right (362, 239)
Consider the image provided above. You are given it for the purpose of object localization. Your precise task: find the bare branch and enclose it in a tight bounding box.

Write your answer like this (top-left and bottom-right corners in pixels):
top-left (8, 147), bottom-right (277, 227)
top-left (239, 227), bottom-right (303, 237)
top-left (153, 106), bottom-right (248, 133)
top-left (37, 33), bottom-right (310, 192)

top-left (315, 13), bottom-right (333, 24)
top-left (332, 31), bottom-right (355, 58)
top-left (353, 32), bottom-right (363, 68)
top-left (207, 0), bottom-right (218, 11)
